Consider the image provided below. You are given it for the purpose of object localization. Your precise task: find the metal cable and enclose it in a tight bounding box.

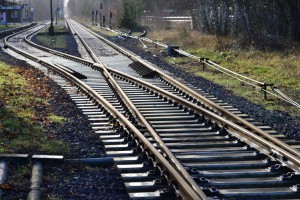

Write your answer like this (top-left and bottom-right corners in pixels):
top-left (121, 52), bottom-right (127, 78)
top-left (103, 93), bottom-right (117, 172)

top-left (101, 27), bottom-right (299, 109)
top-left (272, 88), bottom-right (300, 108)
top-left (204, 61), bottom-right (260, 88)
top-left (204, 61), bottom-right (300, 106)
top-left (207, 60), bottom-right (264, 85)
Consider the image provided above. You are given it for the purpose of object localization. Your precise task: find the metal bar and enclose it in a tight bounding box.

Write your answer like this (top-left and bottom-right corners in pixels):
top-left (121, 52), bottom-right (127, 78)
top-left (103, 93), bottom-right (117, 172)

top-left (108, 67), bottom-right (300, 169)
top-left (4, 27), bottom-right (206, 200)
top-left (27, 162), bottom-right (43, 200)
top-left (21, 20), bottom-right (300, 172)
top-left (67, 157), bottom-right (114, 166)
top-left (76, 24), bottom-right (300, 168)
top-left (68, 21), bottom-right (207, 200)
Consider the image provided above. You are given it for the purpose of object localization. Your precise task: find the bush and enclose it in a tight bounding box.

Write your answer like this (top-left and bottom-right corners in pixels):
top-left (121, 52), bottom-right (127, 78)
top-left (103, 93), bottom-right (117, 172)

top-left (118, 0), bottom-right (144, 29)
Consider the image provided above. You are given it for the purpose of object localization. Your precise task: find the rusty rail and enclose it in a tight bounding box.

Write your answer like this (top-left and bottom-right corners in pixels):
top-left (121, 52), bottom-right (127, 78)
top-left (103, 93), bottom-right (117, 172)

top-left (4, 25), bottom-right (206, 200)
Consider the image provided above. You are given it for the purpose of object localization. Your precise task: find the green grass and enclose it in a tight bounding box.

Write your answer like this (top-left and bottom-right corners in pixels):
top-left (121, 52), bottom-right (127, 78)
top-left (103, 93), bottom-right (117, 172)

top-left (146, 29), bottom-right (300, 115)
top-left (0, 147), bottom-right (4, 154)
top-left (0, 24), bottom-right (12, 31)
top-left (91, 26), bottom-right (118, 37)
top-left (36, 34), bottom-right (67, 49)
top-left (35, 25), bottom-right (69, 49)
top-left (78, 19), bottom-right (118, 37)
top-left (11, 165), bottom-right (31, 184)
top-left (80, 22), bottom-right (299, 114)
top-left (0, 62), bottom-right (69, 155)
top-left (48, 114), bottom-right (67, 124)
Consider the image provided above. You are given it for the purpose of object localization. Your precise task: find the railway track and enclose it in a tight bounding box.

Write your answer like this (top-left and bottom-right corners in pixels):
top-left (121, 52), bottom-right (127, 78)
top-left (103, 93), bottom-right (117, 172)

top-left (4, 23), bottom-right (197, 199)
top-left (3, 21), bottom-right (300, 199)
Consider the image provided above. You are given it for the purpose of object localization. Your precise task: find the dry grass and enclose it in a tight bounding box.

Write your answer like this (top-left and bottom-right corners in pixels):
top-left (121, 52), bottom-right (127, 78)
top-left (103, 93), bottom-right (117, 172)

top-left (0, 62), bottom-right (69, 154)
top-left (79, 19), bottom-right (300, 114)
top-left (148, 29), bottom-right (233, 51)
top-left (147, 29), bottom-right (300, 115)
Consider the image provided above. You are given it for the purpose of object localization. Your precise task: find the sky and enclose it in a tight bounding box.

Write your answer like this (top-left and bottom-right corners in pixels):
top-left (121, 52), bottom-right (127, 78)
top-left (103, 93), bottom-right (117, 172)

top-left (64, 0), bottom-right (69, 18)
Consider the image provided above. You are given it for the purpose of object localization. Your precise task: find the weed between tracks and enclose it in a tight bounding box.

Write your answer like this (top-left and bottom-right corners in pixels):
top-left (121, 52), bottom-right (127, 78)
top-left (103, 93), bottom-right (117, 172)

top-left (35, 25), bottom-right (69, 49)
top-left (91, 26), bottom-right (118, 37)
top-left (147, 29), bottom-right (300, 115)
top-left (79, 18), bottom-right (118, 37)
top-left (0, 61), bottom-right (69, 154)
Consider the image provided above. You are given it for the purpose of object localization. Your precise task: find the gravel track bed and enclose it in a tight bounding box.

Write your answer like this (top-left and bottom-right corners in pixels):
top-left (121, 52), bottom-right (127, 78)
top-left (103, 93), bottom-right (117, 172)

top-left (4, 25), bottom-right (298, 198)
top-left (107, 36), bottom-right (300, 140)
top-left (0, 34), bottom-right (129, 199)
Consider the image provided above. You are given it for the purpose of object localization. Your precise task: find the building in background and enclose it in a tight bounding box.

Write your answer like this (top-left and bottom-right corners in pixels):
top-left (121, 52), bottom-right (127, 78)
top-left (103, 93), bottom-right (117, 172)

top-left (0, 0), bottom-right (24, 24)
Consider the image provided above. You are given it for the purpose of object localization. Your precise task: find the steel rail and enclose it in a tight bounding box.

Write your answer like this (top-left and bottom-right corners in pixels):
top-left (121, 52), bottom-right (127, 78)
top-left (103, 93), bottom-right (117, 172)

top-left (68, 21), bottom-right (207, 199)
top-left (21, 20), bottom-right (300, 171)
top-left (0, 23), bottom-right (36, 36)
top-left (20, 21), bottom-right (300, 171)
top-left (74, 21), bottom-right (300, 166)
top-left (4, 25), bottom-right (205, 200)
top-left (101, 26), bottom-right (300, 109)
top-left (104, 67), bottom-right (300, 169)
top-left (12, 20), bottom-right (299, 194)
top-left (122, 30), bottom-right (264, 86)
top-left (203, 60), bottom-right (300, 107)
top-left (141, 33), bottom-right (300, 109)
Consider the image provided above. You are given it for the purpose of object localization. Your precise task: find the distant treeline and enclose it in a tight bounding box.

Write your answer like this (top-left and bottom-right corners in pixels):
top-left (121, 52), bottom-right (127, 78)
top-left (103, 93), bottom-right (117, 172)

top-left (144, 0), bottom-right (300, 42)
top-left (202, 0), bottom-right (300, 41)
top-left (66, 0), bottom-right (300, 42)
top-left (67, 0), bottom-right (120, 20)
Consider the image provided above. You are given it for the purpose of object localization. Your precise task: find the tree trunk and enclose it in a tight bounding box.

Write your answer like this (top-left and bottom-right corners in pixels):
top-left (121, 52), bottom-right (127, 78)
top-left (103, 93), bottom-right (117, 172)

top-left (231, 0), bottom-right (241, 35)
top-left (243, 0), bottom-right (253, 35)
top-left (221, 0), bottom-right (230, 35)
top-left (205, 0), bottom-right (212, 32)
top-left (211, 0), bottom-right (218, 34)
top-left (197, 0), bottom-right (210, 33)
top-left (288, 0), bottom-right (300, 41)
top-left (297, 0), bottom-right (300, 41)
top-left (214, 0), bottom-right (221, 35)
